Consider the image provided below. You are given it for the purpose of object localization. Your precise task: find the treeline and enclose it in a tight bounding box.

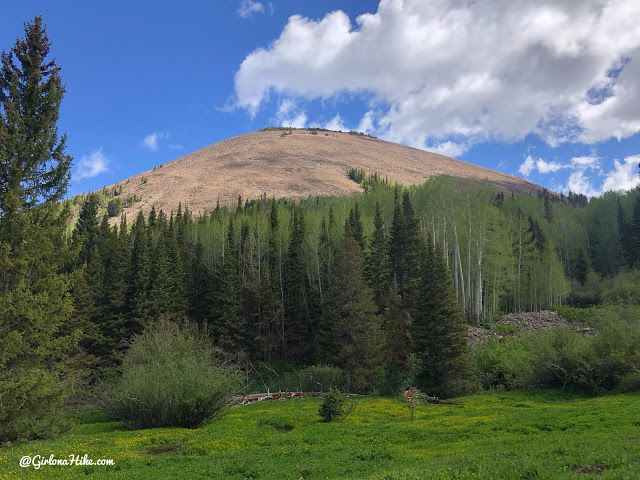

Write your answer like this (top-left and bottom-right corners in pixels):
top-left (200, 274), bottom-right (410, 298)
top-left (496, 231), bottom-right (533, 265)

top-left (69, 188), bottom-right (472, 396)
top-left (68, 174), bottom-right (640, 385)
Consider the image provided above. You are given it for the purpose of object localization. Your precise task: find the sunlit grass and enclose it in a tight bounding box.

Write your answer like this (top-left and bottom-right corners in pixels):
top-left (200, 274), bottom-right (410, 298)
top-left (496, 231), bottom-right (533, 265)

top-left (1, 390), bottom-right (639, 479)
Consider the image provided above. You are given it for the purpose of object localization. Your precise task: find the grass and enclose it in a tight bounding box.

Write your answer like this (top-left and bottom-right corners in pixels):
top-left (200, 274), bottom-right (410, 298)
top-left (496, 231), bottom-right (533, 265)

top-left (1, 390), bottom-right (639, 479)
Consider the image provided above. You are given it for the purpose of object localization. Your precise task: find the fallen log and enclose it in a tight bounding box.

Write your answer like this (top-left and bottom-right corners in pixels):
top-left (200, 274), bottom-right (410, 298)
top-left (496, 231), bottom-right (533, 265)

top-left (424, 395), bottom-right (461, 406)
top-left (229, 391), bottom-right (322, 406)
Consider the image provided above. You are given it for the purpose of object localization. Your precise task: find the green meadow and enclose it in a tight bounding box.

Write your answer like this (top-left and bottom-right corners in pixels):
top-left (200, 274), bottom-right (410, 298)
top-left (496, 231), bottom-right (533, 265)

top-left (2, 390), bottom-right (639, 480)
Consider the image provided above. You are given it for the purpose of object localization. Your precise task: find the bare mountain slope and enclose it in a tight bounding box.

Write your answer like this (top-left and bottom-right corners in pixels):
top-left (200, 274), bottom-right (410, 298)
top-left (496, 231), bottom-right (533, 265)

top-left (110, 129), bottom-right (543, 216)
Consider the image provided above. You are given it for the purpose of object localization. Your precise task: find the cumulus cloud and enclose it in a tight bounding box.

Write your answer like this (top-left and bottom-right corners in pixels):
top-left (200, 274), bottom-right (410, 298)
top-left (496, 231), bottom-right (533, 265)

top-left (601, 155), bottom-right (640, 192)
top-left (571, 155), bottom-right (600, 169)
top-left (234, 0), bottom-right (640, 151)
top-left (273, 99), bottom-right (307, 128)
top-left (238, 0), bottom-right (270, 18)
top-left (518, 155), bottom-right (566, 176)
top-left (428, 141), bottom-right (467, 158)
top-left (567, 169), bottom-right (602, 198)
top-left (142, 132), bottom-right (169, 152)
top-left (324, 113), bottom-right (347, 132)
top-left (558, 154), bottom-right (640, 197)
top-left (75, 148), bottom-right (109, 180)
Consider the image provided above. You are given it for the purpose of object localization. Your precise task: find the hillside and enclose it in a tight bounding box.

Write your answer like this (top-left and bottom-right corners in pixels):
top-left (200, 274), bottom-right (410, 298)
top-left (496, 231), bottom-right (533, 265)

top-left (107, 129), bottom-right (545, 217)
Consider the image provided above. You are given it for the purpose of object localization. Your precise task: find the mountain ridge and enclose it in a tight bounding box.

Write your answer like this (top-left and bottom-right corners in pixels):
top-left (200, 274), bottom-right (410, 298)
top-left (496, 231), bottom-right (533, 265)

top-left (105, 129), bottom-right (546, 217)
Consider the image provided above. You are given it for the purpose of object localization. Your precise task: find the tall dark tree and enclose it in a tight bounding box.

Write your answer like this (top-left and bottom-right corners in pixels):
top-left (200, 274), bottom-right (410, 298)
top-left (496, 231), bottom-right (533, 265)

top-left (284, 206), bottom-right (311, 363)
top-left (72, 193), bottom-right (100, 266)
top-left (0, 16), bottom-right (75, 442)
top-left (213, 218), bottom-right (243, 354)
top-left (329, 225), bottom-right (384, 393)
top-left (366, 201), bottom-right (392, 312)
top-left (413, 238), bottom-right (472, 397)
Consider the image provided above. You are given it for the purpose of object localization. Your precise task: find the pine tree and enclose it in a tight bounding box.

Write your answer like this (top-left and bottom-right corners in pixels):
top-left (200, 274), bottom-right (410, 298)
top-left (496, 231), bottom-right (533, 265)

top-left (574, 247), bottom-right (592, 285)
top-left (329, 228), bottom-right (384, 393)
top-left (365, 201), bottom-right (392, 312)
top-left (72, 193), bottom-right (100, 266)
top-left (413, 238), bottom-right (472, 397)
top-left (212, 218), bottom-right (243, 354)
top-left (284, 206), bottom-right (311, 363)
top-left (0, 16), bottom-right (75, 442)
top-left (383, 290), bottom-right (411, 393)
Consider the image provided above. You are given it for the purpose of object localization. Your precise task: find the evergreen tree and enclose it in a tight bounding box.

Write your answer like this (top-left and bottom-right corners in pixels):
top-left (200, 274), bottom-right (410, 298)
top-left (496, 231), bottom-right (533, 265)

top-left (284, 206), bottom-right (311, 363)
top-left (383, 290), bottom-right (411, 393)
top-left (544, 195), bottom-right (553, 223)
top-left (213, 218), bottom-right (243, 354)
top-left (127, 211), bottom-right (151, 331)
top-left (365, 201), bottom-right (392, 312)
top-left (413, 238), bottom-right (472, 396)
top-left (329, 228), bottom-right (384, 393)
top-left (574, 247), bottom-right (592, 286)
top-left (72, 193), bottom-right (100, 266)
top-left (0, 16), bottom-right (75, 442)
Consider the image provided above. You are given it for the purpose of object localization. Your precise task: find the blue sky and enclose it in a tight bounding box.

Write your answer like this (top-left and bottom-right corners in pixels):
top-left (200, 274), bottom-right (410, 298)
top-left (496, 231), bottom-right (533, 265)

top-left (2, 0), bottom-right (640, 197)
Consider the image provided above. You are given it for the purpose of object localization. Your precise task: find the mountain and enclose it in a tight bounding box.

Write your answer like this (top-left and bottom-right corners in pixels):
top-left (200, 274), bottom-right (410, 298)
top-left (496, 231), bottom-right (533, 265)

top-left (107, 129), bottom-right (545, 216)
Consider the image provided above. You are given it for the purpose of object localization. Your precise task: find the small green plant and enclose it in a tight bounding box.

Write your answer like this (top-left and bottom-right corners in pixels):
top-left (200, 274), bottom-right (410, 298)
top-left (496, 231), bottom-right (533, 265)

top-left (141, 176), bottom-right (148, 184)
top-left (107, 197), bottom-right (123, 217)
top-left (318, 388), bottom-right (345, 422)
top-left (496, 325), bottom-right (519, 334)
top-left (100, 319), bottom-right (242, 429)
top-left (310, 130), bottom-right (318, 135)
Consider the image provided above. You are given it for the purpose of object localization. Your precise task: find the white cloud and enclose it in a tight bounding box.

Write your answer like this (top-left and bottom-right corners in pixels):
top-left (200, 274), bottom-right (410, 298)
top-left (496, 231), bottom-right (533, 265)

top-left (325, 113), bottom-right (347, 131)
top-left (571, 155), bottom-right (600, 169)
top-left (536, 159), bottom-right (565, 174)
top-left (601, 155), bottom-right (640, 192)
top-left (518, 155), bottom-right (566, 176)
top-left (75, 148), bottom-right (109, 180)
top-left (273, 99), bottom-right (307, 128)
top-left (238, 0), bottom-right (267, 18)
top-left (518, 155), bottom-right (536, 176)
top-left (567, 170), bottom-right (601, 197)
top-left (234, 0), bottom-right (640, 150)
top-left (142, 132), bottom-right (168, 152)
top-left (169, 143), bottom-right (184, 150)
top-left (559, 154), bottom-right (639, 197)
top-left (428, 141), bottom-right (467, 158)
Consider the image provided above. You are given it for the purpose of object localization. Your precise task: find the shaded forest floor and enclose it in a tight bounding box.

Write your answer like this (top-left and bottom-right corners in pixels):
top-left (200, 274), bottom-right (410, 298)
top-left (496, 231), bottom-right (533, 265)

top-left (2, 390), bottom-right (639, 479)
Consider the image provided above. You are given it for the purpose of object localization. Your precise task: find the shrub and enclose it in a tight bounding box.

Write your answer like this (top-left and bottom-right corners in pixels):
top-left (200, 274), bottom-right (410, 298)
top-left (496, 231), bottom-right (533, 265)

top-left (553, 305), bottom-right (596, 323)
top-left (602, 271), bottom-right (640, 305)
top-left (310, 365), bottom-right (348, 392)
top-left (100, 320), bottom-right (242, 429)
top-left (107, 198), bottom-right (123, 217)
top-left (473, 337), bottom-right (536, 390)
top-left (318, 388), bottom-right (345, 422)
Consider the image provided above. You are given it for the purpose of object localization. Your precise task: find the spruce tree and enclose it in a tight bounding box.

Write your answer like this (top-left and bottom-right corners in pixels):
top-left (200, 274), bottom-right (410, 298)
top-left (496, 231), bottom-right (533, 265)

top-left (366, 201), bottom-right (392, 312)
top-left (72, 193), bottom-right (100, 266)
top-left (0, 16), bottom-right (75, 442)
top-left (329, 224), bottom-right (384, 393)
top-left (413, 238), bottom-right (472, 397)
top-left (285, 206), bottom-right (311, 363)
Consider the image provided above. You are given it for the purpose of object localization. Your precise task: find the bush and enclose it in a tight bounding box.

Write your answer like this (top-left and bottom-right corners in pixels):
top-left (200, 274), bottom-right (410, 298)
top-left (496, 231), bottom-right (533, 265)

top-left (310, 365), bottom-right (349, 392)
top-left (100, 320), bottom-right (242, 429)
top-left (318, 388), bottom-right (345, 422)
top-left (553, 305), bottom-right (596, 323)
top-left (602, 271), bottom-right (640, 305)
top-left (107, 198), bottom-right (123, 217)
top-left (473, 337), bottom-right (536, 390)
